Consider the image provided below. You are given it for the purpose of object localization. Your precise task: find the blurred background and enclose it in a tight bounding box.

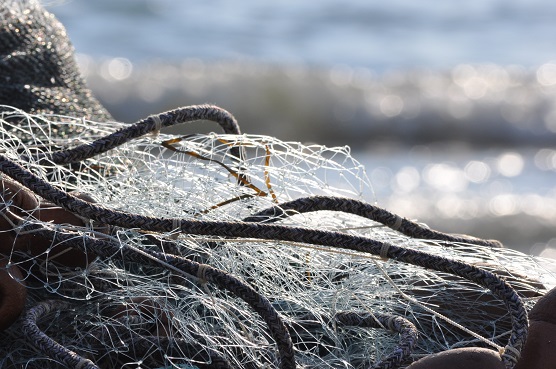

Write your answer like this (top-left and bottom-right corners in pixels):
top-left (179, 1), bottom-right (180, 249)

top-left (44, 0), bottom-right (556, 256)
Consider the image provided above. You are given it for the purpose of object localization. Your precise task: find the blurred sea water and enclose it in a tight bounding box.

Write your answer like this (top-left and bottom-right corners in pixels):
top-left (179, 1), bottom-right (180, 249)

top-left (44, 0), bottom-right (556, 256)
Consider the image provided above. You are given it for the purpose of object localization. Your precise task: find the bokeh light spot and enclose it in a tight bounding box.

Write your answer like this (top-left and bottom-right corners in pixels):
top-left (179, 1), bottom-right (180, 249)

top-left (464, 160), bottom-right (491, 183)
top-left (537, 63), bottom-right (556, 86)
top-left (424, 163), bottom-right (468, 192)
top-left (101, 57), bottom-right (133, 81)
top-left (380, 95), bottom-right (404, 117)
top-left (496, 152), bottom-right (524, 177)
top-left (489, 194), bottom-right (517, 216)
top-left (394, 166), bottom-right (420, 193)
top-left (534, 149), bottom-right (556, 171)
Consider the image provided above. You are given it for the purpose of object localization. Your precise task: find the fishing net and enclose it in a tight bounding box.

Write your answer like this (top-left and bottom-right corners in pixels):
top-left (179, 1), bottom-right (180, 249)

top-left (0, 104), bottom-right (554, 369)
top-left (1, 1), bottom-right (556, 369)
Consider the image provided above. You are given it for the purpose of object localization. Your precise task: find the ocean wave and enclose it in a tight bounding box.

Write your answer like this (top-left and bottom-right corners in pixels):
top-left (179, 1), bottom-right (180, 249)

top-left (81, 57), bottom-right (556, 147)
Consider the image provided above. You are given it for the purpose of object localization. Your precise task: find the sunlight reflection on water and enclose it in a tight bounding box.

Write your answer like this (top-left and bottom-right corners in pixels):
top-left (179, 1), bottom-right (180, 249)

top-left (361, 146), bottom-right (556, 255)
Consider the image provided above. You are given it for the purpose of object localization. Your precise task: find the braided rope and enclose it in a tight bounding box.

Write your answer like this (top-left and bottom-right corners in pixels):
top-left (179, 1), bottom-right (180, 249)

top-left (335, 311), bottom-right (418, 369)
top-left (20, 300), bottom-right (99, 369)
top-left (26, 104), bottom-right (241, 165)
top-left (0, 157), bottom-right (527, 369)
top-left (28, 224), bottom-right (296, 369)
top-left (243, 195), bottom-right (502, 247)
top-left (34, 225), bottom-right (415, 369)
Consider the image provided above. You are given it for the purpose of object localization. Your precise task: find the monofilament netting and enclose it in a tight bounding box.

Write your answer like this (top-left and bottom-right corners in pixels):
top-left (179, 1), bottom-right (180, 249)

top-left (0, 104), bottom-right (554, 369)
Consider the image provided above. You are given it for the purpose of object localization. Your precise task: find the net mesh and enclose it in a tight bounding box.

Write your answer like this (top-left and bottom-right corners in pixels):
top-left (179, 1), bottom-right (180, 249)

top-left (0, 105), bottom-right (554, 369)
top-left (2, 1), bottom-right (554, 368)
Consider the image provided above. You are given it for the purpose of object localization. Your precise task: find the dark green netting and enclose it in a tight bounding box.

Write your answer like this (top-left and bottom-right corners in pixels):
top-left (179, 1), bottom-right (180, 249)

top-left (0, 0), bottom-right (112, 121)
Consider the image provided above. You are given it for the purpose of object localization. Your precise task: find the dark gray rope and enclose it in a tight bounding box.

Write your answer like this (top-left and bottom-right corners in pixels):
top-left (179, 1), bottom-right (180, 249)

top-left (28, 224), bottom-right (295, 369)
top-left (243, 195), bottom-right (502, 247)
top-left (25, 104), bottom-right (241, 165)
top-left (335, 311), bottom-right (418, 369)
top-left (1, 157), bottom-right (527, 369)
top-left (20, 299), bottom-right (99, 369)
top-left (34, 224), bottom-right (415, 369)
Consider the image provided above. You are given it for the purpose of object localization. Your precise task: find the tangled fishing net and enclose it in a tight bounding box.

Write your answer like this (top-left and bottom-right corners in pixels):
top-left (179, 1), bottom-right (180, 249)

top-left (1, 1), bottom-right (556, 369)
top-left (0, 104), bottom-right (554, 369)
